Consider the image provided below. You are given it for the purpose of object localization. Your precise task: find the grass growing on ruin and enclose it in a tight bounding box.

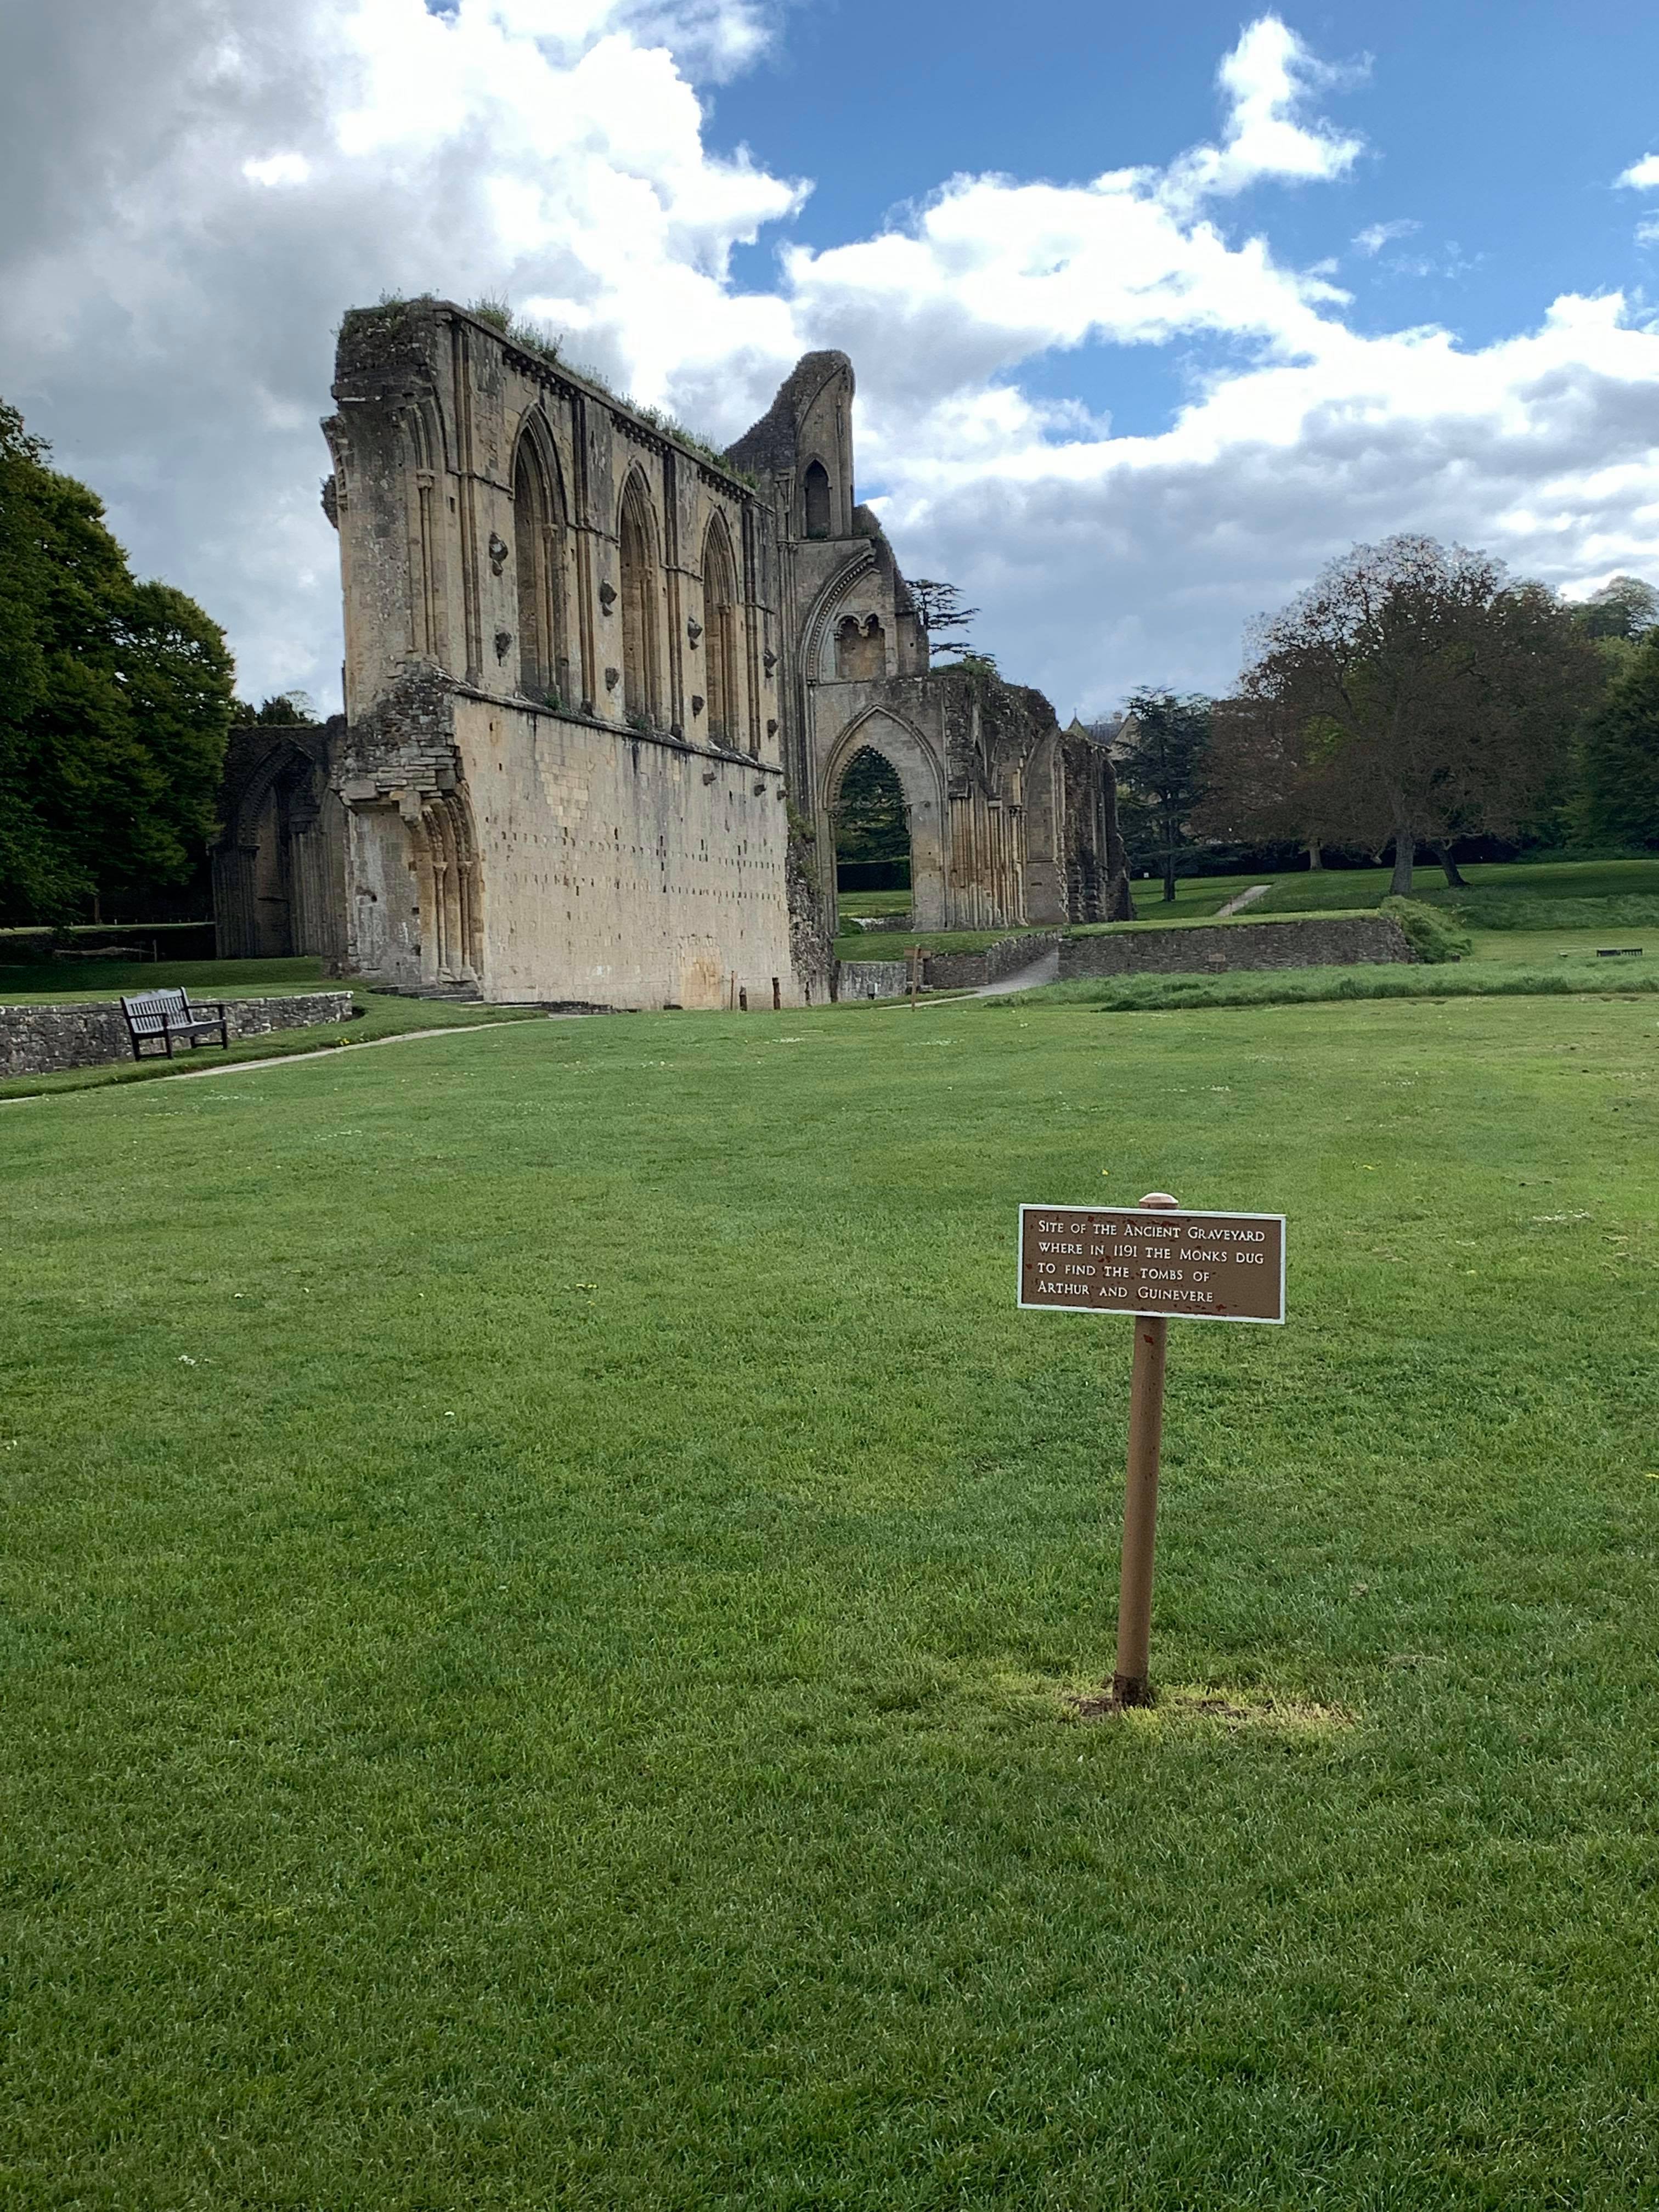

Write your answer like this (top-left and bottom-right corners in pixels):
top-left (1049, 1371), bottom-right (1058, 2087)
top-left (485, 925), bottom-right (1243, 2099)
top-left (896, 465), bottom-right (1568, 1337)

top-left (5, 993), bottom-right (1659, 2207)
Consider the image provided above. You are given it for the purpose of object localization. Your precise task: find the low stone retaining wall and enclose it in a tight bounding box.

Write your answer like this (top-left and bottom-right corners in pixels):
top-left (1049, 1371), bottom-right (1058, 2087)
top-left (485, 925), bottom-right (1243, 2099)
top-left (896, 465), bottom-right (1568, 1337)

top-left (836, 934), bottom-right (1059, 998)
top-left (927, 934), bottom-right (1061, 989)
top-left (1, 991), bottom-right (358, 1077)
top-left (836, 960), bottom-right (913, 1000)
top-left (1058, 915), bottom-right (1414, 979)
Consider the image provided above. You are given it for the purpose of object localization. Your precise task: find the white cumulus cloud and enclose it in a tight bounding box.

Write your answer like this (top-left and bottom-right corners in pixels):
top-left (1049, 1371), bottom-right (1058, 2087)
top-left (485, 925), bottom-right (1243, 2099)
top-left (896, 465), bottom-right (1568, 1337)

top-left (1, 2), bottom-right (1656, 724)
top-left (1616, 153), bottom-right (1659, 190)
top-left (1165, 16), bottom-right (1365, 204)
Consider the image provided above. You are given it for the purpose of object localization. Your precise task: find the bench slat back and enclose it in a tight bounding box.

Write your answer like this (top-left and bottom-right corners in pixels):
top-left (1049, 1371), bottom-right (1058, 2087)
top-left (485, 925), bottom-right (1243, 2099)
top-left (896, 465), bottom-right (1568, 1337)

top-left (121, 989), bottom-right (190, 1036)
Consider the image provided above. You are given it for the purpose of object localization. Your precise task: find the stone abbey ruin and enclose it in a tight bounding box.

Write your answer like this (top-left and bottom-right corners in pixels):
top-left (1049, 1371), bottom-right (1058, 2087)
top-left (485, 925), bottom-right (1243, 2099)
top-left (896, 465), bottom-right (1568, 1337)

top-left (215, 298), bottom-right (1130, 1007)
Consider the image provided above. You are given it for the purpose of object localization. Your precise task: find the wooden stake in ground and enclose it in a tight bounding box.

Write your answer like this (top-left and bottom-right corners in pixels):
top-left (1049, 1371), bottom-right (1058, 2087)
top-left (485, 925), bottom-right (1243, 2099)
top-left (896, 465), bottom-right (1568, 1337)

top-left (1113, 1191), bottom-right (1179, 1707)
top-left (1015, 1192), bottom-right (1285, 1709)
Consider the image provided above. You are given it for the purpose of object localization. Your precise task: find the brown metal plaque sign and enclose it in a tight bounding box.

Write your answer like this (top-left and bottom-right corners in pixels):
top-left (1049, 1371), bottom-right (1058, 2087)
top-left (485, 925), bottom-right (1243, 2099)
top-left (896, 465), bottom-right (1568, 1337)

top-left (1018, 1205), bottom-right (1285, 1324)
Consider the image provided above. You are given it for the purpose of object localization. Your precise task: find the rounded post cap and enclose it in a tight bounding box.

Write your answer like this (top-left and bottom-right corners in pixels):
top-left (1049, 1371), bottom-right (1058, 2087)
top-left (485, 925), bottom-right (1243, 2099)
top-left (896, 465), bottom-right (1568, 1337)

top-left (1138, 1191), bottom-right (1180, 1209)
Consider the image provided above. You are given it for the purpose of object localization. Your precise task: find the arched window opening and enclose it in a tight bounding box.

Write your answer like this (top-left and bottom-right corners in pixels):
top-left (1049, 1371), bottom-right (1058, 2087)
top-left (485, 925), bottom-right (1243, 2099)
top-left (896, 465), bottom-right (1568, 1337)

top-left (513, 435), bottom-right (567, 703)
top-left (702, 520), bottom-right (741, 748)
top-left (834, 612), bottom-right (885, 681)
top-left (832, 746), bottom-right (910, 921)
top-left (619, 476), bottom-right (660, 725)
top-left (803, 459), bottom-right (831, 539)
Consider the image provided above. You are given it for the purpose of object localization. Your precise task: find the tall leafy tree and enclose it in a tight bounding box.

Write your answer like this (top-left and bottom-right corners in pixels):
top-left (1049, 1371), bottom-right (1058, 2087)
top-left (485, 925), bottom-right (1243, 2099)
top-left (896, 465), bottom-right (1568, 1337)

top-left (906, 579), bottom-right (980, 657)
top-left (1577, 629), bottom-right (1659, 850)
top-left (1571, 574), bottom-right (1658, 642)
top-left (0, 400), bottom-right (234, 924)
top-left (1115, 691), bottom-right (1212, 902)
top-left (1238, 536), bottom-right (1596, 894)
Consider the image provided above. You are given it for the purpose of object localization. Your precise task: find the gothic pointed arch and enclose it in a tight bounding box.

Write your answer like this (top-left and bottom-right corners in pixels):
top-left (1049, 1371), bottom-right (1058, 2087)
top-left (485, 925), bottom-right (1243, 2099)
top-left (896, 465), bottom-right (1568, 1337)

top-left (802, 458), bottom-right (832, 539)
top-left (618, 469), bottom-right (662, 726)
top-left (512, 413), bottom-right (570, 703)
top-left (820, 704), bottom-right (949, 930)
top-left (701, 512), bottom-right (742, 749)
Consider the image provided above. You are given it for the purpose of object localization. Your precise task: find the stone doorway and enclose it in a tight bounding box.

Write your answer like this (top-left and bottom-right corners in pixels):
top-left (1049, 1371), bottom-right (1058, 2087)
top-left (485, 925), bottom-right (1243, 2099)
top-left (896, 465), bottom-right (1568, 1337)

top-left (823, 716), bottom-right (946, 932)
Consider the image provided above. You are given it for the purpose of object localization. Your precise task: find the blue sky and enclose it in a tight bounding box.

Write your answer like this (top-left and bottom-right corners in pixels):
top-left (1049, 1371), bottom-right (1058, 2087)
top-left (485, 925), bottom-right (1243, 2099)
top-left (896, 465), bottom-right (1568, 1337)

top-left (708, 0), bottom-right (1659, 450)
top-left (3, 0), bottom-right (1657, 715)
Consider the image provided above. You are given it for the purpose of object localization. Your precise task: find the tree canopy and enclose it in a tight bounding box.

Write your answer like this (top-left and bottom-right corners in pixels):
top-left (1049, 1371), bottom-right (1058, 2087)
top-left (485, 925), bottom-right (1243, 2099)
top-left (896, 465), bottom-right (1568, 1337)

top-left (1114, 691), bottom-right (1212, 901)
top-left (906, 579), bottom-right (980, 657)
top-left (1577, 628), bottom-right (1659, 850)
top-left (232, 690), bottom-right (321, 727)
top-left (1228, 535), bottom-right (1597, 893)
top-left (0, 400), bottom-right (234, 923)
top-left (1570, 574), bottom-right (1658, 642)
top-left (833, 747), bottom-right (909, 867)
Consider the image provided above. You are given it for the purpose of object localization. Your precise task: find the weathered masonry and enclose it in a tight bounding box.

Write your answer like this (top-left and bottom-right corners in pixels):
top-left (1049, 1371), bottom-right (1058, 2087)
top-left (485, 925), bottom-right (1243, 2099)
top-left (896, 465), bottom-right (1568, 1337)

top-left (725, 353), bottom-right (1130, 937)
top-left (218, 301), bottom-right (1131, 1006)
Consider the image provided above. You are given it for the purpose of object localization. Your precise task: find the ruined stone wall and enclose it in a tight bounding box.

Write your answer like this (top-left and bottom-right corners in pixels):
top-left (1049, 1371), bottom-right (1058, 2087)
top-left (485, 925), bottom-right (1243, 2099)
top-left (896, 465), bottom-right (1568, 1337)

top-left (453, 696), bottom-right (797, 1011)
top-left (1057, 916), bottom-right (1416, 978)
top-left (1, 993), bottom-right (357, 1077)
top-left (318, 298), bottom-right (810, 1007)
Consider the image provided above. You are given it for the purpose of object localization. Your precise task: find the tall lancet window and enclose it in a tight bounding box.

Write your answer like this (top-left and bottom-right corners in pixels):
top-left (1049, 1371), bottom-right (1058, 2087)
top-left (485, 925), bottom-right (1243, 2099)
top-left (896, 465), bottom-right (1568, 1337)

top-left (513, 431), bottom-right (567, 702)
top-left (619, 474), bottom-right (661, 725)
top-left (702, 518), bottom-right (741, 748)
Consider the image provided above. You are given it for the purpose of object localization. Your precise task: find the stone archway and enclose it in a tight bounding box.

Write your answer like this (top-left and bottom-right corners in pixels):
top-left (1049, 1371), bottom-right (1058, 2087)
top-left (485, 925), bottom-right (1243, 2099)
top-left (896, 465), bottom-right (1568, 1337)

top-left (822, 710), bottom-right (947, 932)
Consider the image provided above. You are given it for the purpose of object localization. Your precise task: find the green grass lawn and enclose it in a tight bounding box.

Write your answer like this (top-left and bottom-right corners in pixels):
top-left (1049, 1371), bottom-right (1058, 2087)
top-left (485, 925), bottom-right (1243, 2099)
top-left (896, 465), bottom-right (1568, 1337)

top-left (5, 994), bottom-right (1659, 2207)
top-left (0, 955), bottom-right (339, 1003)
top-left (0, 958), bottom-right (543, 1102)
top-left (837, 888), bottom-right (914, 921)
top-left (1252, 855), bottom-right (1659, 918)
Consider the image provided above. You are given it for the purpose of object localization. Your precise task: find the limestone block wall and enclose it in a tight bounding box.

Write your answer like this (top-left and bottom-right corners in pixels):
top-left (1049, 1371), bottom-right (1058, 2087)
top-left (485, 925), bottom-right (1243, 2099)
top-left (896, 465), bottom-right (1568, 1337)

top-left (456, 698), bottom-right (800, 1011)
top-left (1058, 916), bottom-right (1415, 978)
top-left (835, 960), bottom-right (912, 1000)
top-left (1, 993), bottom-right (357, 1077)
top-left (926, 934), bottom-right (1062, 989)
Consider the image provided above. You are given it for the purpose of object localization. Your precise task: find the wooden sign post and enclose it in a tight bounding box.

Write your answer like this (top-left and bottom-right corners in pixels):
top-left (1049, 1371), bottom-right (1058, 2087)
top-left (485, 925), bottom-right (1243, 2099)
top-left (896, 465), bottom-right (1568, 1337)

top-left (1018, 1193), bottom-right (1285, 1708)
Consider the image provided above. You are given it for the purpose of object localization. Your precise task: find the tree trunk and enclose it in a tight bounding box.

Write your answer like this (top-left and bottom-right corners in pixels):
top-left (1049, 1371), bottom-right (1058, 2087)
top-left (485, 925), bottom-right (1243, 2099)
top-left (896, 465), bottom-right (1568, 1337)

top-left (1433, 843), bottom-right (1466, 888)
top-left (1161, 848), bottom-right (1176, 902)
top-left (1306, 838), bottom-right (1323, 871)
top-left (1389, 827), bottom-right (1416, 898)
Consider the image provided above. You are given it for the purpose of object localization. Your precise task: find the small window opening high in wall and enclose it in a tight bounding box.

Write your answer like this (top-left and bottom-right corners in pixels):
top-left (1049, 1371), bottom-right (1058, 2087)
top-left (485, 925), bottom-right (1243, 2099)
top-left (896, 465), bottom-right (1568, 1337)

top-left (803, 460), bottom-right (831, 539)
top-left (833, 746), bottom-right (910, 925)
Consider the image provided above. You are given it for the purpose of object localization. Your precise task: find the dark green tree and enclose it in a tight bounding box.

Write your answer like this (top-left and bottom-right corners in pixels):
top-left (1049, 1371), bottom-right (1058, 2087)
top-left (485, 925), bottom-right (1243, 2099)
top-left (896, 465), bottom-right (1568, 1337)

top-left (906, 579), bottom-right (980, 657)
top-left (1115, 691), bottom-right (1212, 902)
top-left (833, 747), bottom-right (909, 868)
top-left (0, 400), bottom-right (234, 923)
top-left (1239, 537), bottom-right (1596, 894)
top-left (232, 691), bottom-right (321, 726)
top-left (1571, 574), bottom-right (1658, 642)
top-left (1577, 629), bottom-right (1659, 849)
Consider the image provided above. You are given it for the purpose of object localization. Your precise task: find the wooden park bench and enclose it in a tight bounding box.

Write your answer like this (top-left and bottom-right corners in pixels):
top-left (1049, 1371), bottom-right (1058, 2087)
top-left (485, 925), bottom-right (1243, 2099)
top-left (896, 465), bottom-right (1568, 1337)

top-left (120, 989), bottom-right (232, 1060)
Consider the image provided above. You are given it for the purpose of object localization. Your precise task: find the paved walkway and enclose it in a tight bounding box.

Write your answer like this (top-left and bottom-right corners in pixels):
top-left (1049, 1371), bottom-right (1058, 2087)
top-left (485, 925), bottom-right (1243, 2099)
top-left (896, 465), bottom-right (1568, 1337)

top-left (977, 945), bottom-right (1060, 995)
top-left (1215, 884), bottom-right (1272, 917)
top-left (2, 1017), bottom-right (561, 1104)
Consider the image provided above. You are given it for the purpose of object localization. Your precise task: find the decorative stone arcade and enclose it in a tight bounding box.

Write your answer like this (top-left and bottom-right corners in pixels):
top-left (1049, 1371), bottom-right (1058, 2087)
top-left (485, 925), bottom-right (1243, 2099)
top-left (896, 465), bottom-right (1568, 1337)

top-left (214, 305), bottom-right (1129, 1007)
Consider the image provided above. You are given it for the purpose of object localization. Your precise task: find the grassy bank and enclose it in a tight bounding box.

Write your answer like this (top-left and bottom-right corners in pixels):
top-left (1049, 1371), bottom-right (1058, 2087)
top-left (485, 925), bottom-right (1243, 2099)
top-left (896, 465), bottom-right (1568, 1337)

top-left (4, 994), bottom-right (1658, 2204)
top-left (1000, 952), bottom-right (1659, 1015)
